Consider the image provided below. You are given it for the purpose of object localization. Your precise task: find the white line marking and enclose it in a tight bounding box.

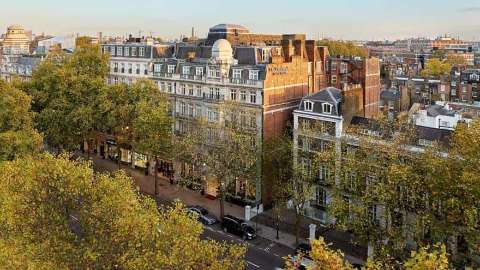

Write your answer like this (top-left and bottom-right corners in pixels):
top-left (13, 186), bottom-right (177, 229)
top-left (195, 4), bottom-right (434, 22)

top-left (247, 261), bottom-right (260, 268)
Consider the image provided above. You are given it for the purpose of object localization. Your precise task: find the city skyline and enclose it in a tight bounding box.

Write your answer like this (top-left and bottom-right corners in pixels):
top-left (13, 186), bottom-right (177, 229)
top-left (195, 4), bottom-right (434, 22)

top-left (2, 0), bottom-right (480, 41)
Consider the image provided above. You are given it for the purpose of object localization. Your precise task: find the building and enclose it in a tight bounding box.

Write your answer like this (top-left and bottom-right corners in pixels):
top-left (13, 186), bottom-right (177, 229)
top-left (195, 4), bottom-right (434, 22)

top-left (432, 36), bottom-right (465, 50)
top-left (292, 88), bottom-right (468, 224)
top-left (99, 24), bottom-right (335, 206)
top-left (327, 57), bottom-right (381, 119)
top-left (36, 35), bottom-right (76, 54)
top-left (394, 38), bottom-right (433, 53)
top-left (1, 25), bottom-right (30, 55)
top-left (0, 25), bottom-right (40, 81)
top-left (413, 102), bottom-right (472, 131)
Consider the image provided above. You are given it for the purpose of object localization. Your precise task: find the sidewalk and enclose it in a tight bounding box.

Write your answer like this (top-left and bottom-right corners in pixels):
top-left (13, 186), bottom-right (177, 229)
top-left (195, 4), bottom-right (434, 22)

top-left (87, 154), bottom-right (365, 264)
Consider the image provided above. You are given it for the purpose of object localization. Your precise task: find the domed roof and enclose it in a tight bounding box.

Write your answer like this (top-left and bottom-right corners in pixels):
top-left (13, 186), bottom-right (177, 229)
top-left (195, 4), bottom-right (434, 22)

top-left (211, 39), bottom-right (234, 63)
top-left (7, 24), bottom-right (25, 31)
top-left (209, 24), bottom-right (249, 34)
top-left (213, 39), bottom-right (232, 52)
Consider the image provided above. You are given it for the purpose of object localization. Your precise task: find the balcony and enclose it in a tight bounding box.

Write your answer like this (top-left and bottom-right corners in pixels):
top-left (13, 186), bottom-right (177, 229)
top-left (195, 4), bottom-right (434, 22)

top-left (229, 78), bottom-right (263, 87)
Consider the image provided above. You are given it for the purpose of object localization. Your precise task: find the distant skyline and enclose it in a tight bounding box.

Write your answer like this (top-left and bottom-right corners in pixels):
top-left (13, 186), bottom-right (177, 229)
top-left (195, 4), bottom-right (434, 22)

top-left (2, 0), bottom-right (480, 41)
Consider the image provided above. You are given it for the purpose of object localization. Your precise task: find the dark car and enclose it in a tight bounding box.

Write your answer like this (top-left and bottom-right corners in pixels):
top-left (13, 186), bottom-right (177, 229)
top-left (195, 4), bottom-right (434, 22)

top-left (221, 215), bottom-right (256, 240)
top-left (187, 206), bottom-right (218, 225)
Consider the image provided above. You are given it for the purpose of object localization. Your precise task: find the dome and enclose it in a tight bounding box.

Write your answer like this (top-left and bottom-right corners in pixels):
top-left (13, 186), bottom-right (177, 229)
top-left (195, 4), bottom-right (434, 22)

top-left (210, 24), bottom-right (249, 33)
top-left (7, 24), bottom-right (25, 31)
top-left (212, 39), bottom-right (233, 59)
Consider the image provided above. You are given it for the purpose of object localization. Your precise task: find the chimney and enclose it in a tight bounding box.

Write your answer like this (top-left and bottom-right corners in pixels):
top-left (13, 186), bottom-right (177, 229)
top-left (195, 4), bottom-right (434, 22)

top-left (187, 51), bottom-right (196, 61)
top-left (281, 39), bottom-right (293, 62)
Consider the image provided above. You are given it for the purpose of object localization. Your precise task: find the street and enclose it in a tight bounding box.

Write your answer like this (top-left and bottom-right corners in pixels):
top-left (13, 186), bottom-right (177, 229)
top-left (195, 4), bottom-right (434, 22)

top-left (202, 224), bottom-right (290, 270)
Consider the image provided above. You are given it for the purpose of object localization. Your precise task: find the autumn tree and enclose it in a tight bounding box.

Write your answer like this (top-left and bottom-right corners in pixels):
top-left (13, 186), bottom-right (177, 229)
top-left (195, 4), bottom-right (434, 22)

top-left (421, 58), bottom-right (451, 77)
top-left (131, 79), bottom-right (172, 195)
top-left (0, 80), bottom-right (42, 161)
top-left (0, 154), bottom-right (246, 269)
top-left (28, 42), bottom-right (109, 152)
top-left (317, 40), bottom-right (368, 58)
top-left (445, 54), bottom-right (467, 67)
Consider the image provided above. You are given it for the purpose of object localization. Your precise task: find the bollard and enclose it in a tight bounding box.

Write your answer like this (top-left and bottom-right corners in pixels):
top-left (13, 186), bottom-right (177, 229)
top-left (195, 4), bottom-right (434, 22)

top-left (245, 205), bottom-right (251, 221)
top-left (309, 224), bottom-right (317, 241)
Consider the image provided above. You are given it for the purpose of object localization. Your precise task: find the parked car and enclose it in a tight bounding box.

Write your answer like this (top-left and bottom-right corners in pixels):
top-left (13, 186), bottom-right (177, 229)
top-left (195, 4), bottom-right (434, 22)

top-left (187, 206), bottom-right (218, 225)
top-left (221, 215), bottom-right (256, 240)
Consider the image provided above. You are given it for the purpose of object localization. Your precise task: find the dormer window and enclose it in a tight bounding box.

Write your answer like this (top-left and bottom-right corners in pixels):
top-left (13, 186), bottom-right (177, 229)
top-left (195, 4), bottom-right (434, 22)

top-left (167, 65), bottom-right (175, 74)
top-left (249, 70), bottom-right (259, 80)
top-left (323, 103), bottom-right (332, 114)
top-left (233, 69), bottom-right (242, 79)
top-left (304, 101), bottom-right (313, 112)
top-left (196, 67), bottom-right (204, 76)
top-left (183, 66), bottom-right (190, 75)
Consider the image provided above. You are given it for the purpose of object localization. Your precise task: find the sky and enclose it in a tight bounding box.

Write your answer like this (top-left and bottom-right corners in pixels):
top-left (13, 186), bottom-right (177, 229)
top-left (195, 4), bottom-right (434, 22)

top-left (2, 0), bottom-right (480, 41)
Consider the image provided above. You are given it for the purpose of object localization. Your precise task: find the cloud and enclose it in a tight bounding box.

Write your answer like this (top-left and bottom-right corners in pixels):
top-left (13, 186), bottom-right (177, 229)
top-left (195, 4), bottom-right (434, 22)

top-left (458, 7), bottom-right (480, 13)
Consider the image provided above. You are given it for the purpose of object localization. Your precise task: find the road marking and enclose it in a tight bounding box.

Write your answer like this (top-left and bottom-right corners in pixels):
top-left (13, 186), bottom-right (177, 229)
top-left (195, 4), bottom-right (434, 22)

top-left (273, 253), bottom-right (280, 258)
top-left (247, 261), bottom-right (260, 268)
top-left (264, 242), bottom-right (275, 252)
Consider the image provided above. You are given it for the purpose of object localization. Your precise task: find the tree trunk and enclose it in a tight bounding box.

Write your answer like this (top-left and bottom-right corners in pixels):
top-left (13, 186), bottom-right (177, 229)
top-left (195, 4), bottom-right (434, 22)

top-left (219, 186), bottom-right (225, 219)
top-left (154, 157), bottom-right (158, 196)
top-left (117, 147), bottom-right (121, 170)
top-left (295, 211), bottom-right (301, 245)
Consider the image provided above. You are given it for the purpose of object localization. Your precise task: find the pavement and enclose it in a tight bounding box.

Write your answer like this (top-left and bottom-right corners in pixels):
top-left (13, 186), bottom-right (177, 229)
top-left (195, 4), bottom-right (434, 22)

top-left (84, 153), bottom-right (365, 268)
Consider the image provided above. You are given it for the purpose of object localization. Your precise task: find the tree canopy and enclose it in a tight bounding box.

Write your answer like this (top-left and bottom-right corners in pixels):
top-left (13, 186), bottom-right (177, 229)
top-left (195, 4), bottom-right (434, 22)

top-left (421, 58), bottom-right (451, 77)
top-left (317, 40), bottom-right (368, 58)
top-left (27, 43), bottom-right (109, 151)
top-left (0, 80), bottom-right (42, 161)
top-left (0, 154), bottom-right (246, 269)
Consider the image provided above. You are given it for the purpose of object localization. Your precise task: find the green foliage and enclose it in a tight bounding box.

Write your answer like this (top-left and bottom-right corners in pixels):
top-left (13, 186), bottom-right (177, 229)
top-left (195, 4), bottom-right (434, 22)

top-left (421, 58), bottom-right (451, 77)
top-left (28, 44), bottom-right (109, 151)
top-left (317, 40), bottom-right (368, 58)
top-left (0, 154), bottom-right (246, 269)
top-left (404, 245), bottom-right (449, 270)
top-left (0, 80), bottom-right (42, 161)
top-left (318, 119), bottom-right (480, 266)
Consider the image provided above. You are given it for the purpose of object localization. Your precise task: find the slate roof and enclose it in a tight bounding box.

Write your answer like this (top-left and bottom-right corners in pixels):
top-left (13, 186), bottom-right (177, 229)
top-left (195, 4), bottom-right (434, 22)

top-left (304, 87), bottom-right (342, 104)
top-left (380, 88), bottom-right (400, 101)
top-left (426, 104), bottom-right (455, 117)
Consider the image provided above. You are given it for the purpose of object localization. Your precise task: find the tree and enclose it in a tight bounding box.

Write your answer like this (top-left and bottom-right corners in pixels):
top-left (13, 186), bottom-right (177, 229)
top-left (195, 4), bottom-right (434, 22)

top-left (263, 134), bottom-right (295, 239)
top-left (317, 117), bottom-right (480, 267)
top-left (28, 42), bottom-right (108, 152)
top-left (404, 245), bottom-right (449, 270)
top-left (421, 58), bottom-right (451, 77)
top-left (131, 79), bottom-right (172, 195)
top-left (0, 80), bottom-right (42, 161)
top-left (0, 154), bottom-right (246, 269)
top-left (445, 54), bottom-right (467, 67)
top-left (317, 40), bottom-right (368, 58)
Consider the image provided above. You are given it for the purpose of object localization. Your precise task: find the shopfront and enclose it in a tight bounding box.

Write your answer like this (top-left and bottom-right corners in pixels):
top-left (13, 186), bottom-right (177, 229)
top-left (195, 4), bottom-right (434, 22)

top-left (133, 152), bottom-right (148, 168)
top-left (105, 139), bottom-right (118, 161)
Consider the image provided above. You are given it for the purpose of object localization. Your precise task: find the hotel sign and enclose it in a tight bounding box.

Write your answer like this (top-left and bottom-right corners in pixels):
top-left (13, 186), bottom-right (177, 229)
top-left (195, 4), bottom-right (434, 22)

top-left (270, 66), bottom-right (289, 75)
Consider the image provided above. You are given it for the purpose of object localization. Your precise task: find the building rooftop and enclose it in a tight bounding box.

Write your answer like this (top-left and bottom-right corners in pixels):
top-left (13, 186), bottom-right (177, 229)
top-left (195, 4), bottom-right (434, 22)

top-left (426, 104), bottom-right (455, 117)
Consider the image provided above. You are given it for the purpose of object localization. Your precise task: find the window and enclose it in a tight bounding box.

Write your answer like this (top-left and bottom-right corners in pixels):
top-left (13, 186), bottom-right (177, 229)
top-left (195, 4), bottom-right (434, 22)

top-left (167, 83), bottom-right (173, 93)
top-left (195, 85), bottom-right (202, 96)
top-left (131, 47), bottom-right (137, 56)
top-left (135, 64), bottom-right (140, 75)
top-left (160, 82), bottom-right (166, 92)
top-left (331, 75), bottom-right (337, 84)
top-left (322, 103), bottom-right (332, 114)
top-left (139, 47), bottom-right (145, 57)
top-left (120, 63), bottom-right (125, 73)
top-left (168, 65), bottom-right (175, 74)
top-left (124, 47), bottom-right (130, 56)
top-left (249, 70), bottom-right (259, 80)
top-left (250, 115), bottom-right (256, 128)
top-left (215, 88), bottom-right (221, 100)
top-left (110, 46), bottom-right (115, 56)
top-left (207, 108), bottom-right (219, 122)
top-left (183, 66), bottom-right (190, 75)
top-left (187, 104), bottom-right (194, 117)
top-left (230, 89), bottom-right (237, 100)
top-left (188, 85), bottom-right (194, 96)
top-left (250, 91), bottom-right (256, 104)
top-left (208, 67), bottom-right (218, 78)
top-left (304, 101), bottom-right (313, 111)
top-left (128, 63), bottom-right (132, 74)
top-left (195, 105), bottom-right (202, 117)
top-left (180, 84), bottom-right (186, 95)
top-left (154, 64), bottom-right (162, 73)
top-left (318, 165), bottom-right (329, 181)
top-left (180, 102), bottom-right (186, 115)
top-left (113, 62), bottom-right (119, 72)
top-left (117, 47), bottom-right (123, 56)
top-left (196, 67), bottom-right (204, 76)
top-left (240, 90), bottom-right (247, 101)
top-left (233, 69), bottom-right (242, 79)
top-left (315, 187), bottom-right (327, 207)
